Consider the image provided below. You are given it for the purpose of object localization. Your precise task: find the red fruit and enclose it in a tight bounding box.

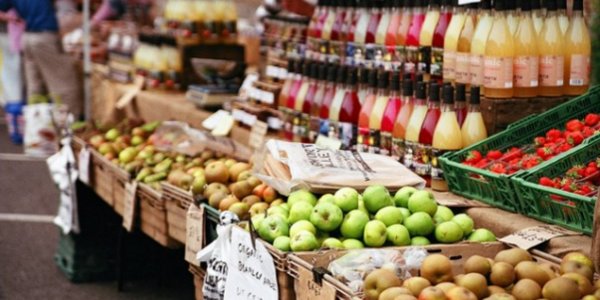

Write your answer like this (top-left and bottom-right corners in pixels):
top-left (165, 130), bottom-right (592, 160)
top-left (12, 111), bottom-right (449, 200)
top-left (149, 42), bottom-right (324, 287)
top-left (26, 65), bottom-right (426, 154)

top-left (546, 129), bottom-right (562, 141)
top-left (584, 113), bottom-right (600, 126)
top-left (582, 126), bottom-right (596, 138)
top-left (524, 156), bottom-right (542, 169)
top-left (580, 184), bottom-right (593, 194)
top-left (584, 166), bottom-right (598, 177)
top-left (536, 147), bottom-right (553, 160)
top-left (566, 165), bottom-right (584, 179)
top-left (486, 150), bottom-right (503, 160)
top-left (539, 177), bottom-right (556, 187)
top-left (474, 158), bottom-right (490, 169)
top-left (534, 137), bottom-right (546, 147)
top-left (558, 143), bottom-right (573, 153)
top-left (566, 131), bottom-right (584, 146)
top-left (464, 150), bottom-right (483, 165)
top-left (588, 161), bottom-right (598, 169)
top-left (489, 163), bottom-right (507, 174)
top-left (566, 119), bottom-right (584, 132)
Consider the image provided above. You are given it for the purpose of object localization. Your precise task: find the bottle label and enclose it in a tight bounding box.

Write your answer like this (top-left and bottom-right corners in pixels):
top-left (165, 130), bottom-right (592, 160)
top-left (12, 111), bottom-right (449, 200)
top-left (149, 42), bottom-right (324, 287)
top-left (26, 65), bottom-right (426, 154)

top-left (391, 137), bottom-right (407, 162)
top-left (332, 121), bottom-right (358, 150)
top-left (319, 118), bottom-right (330, 137)
top-left (379, 131), bottom-right (393, 156)
top-left (368, 129), bottom-right (381, 154)
top-left (412, 143), bottom-right (432, 176)
top-left (483, 56), bottom-right (513, 89)
top-left (418, 46), bottom-right (432, 74)
top-left (405, 46), bottom-right (418, 74)
top-left (392, 46), bottom-right (406, 70)
top-left (455, 52), bottom-right (470, 84)
top-left (345, 42), bottom-right (357, 65)
top-left (430, 47), bottom-right (444, 77)
top-left (431, 148), bottom-right (452, 181)
top-left (329, 40), bottom-right (345, 64)
top-left (309, 116), bottom-right (321, 142)
top-left (356, 126), bottom-right (370, 152)
top-left (569, 54), bottom-right (590, 86)
top-left (403, 140), bottom-right (416, 169)
top-left (442, 51), bottom-right (456, 80)
top-left (514, 55), bottom-right (539, 87)
top-left (469, 54), bottom-right (484, 86)
top-left (539, 55), bottom-right (564, 87)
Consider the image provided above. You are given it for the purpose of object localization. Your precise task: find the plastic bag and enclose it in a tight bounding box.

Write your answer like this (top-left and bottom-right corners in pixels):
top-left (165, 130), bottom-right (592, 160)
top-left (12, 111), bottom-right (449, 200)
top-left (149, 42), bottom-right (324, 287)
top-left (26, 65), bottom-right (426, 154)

top-left (23, 103), bottom-right (68, 156)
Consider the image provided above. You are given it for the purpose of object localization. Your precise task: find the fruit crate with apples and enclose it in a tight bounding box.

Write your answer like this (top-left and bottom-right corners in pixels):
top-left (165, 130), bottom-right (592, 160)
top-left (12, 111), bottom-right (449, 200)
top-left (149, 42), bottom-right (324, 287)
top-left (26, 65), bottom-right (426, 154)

top-left (440, 86), bottom-right (600, 212)
top-left (137, 183), bottom-right (182, 249)
top-left (111, 164), bottom-right (131, 216)
top-left (90, 150), bottom-right (116, 206)
top-left (512, 135), bottom-right (600, 235)
top-left (189, 264), bottom-right (206, 300)
top-left (162, 182), bottom-right (196, 244)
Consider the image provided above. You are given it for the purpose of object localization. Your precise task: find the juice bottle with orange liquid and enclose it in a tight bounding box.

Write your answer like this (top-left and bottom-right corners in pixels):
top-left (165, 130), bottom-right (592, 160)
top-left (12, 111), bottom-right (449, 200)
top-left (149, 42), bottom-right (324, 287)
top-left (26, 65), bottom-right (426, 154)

top-left (368, 70), bottom-right (390, 152)
top-left (454, 3), bottom-right (476, 87)
top-left (455, 83), bottom-right (467, 126)
top-left (564, 0), bottom-right (591, 96)
top-left (506, 1), bottom-right (519, 35)
top-left (431, 84), bottom-right (462, 191)
top-left (461, 86), bottom-right (488, 147)
top-left (469, 0), bottom-right (493, 91)
top-left (396, 0), bottom-right (413, 46)
top-left (442, 1), bottom-right (467, 83)
top-left (418, 0), bottom-right (441, 80)
top-left (415, 82), bottom-right (441, 185)
top-left (381, 71), bottom-right (402, 155)
top-left (357, 69), bottom-right (378, 152)
top-left (405, 0), bottom-right (426, 76)
top-left (538, 0), bottom-right (565, 97)
top-left (385, 0), bottom-right (402, 46)
top-left (392, 74), bottom-right (415, 161)
top-left (430, 0), bottom-right (452, 82)
top-left (404, 81), bottom-right (428, 170)
top-left (483, 0), bottom-right (514, 99)
top-left (513, 0), bottom-right (539, 98)
top-left (376, 0), bottom-right (393, 46)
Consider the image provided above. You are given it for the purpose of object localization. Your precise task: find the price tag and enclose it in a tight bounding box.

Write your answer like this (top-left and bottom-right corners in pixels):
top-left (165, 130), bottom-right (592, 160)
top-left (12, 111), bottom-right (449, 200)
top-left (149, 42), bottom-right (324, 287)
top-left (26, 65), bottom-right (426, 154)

top-left (122, 181), bottom-right (139, 232)
top-left (78, 147), bottom-right (91, 185)
top-left (249, 120), bottom-right (268, 149)
top-left (315, 135), bottom-right (342, 150)
top-left (499, 225), bottom-right (579, 250)
top-left (265, 65), bottom-right (280, 78)
top-left (296, 265), bottom-right (337, 300)
top-left (185, 204), bottom-right (205, 266)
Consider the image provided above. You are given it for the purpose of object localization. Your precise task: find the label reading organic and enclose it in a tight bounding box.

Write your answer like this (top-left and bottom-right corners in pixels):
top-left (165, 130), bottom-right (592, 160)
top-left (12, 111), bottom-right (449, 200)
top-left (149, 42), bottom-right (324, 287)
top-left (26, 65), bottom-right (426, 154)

top-left (455, 52), bottom-right (470, 84)
top-left (469, 54), bottom-right (484, 86)
top-left (391, 137), bottom-right (407, 162)
top-left (514, 55), bottom-right (539, 87)
top-left (569, 54), bottom-right (591, 86)
top-left (484, 56), bottom-right (513, 89)
top-left (442, 51), bottom-right (456, 80)
top-left (540, 55), bottom-right (565, 87)
top-left (431, 47), bottom-right (444, 77)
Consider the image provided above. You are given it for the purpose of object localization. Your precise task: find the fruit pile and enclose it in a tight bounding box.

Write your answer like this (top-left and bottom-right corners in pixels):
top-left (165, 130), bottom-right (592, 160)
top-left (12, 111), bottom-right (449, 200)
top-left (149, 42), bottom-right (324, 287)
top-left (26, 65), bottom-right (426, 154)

top-left (253, 186), bottom-right (496, 252)
top-left (462, 114), bottom-right (600, 174)
top-left (362, 249), bottom-right (597, 300)
top-left (538, 158), bottom-right (600, 198)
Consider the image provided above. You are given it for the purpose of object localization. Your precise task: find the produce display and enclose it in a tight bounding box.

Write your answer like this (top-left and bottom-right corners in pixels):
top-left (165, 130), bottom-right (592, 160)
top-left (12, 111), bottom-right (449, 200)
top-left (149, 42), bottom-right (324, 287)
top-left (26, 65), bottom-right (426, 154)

top-left (537, 158), bottom-right (600, 198)
top-left (253, 186), bottom-right (496, 252)
top-left (461, 113), bottom-right (600, 174)
top-left (360, 249), bottom-right (597, 300)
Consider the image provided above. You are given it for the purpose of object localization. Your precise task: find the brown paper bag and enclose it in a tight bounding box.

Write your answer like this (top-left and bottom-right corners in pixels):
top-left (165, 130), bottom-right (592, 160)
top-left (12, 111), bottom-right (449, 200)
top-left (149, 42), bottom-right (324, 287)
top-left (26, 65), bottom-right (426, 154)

top-left (592, 191), bottom-right (600, 272)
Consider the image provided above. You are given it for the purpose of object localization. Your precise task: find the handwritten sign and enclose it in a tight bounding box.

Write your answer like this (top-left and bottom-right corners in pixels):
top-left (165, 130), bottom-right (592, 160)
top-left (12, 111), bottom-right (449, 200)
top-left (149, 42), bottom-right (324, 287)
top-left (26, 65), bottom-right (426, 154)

top-left (499, 225), bottom-right (579, 250)
top-left (122, 181), bottom-right (138, 232)
top-left (249, 120), bottom-right (269, 149)
top-left (296, 266), bottom-right (336, 300)
top-left (315, 135), bottom-right (342, 150)
top-left (223, 226), bottom-right (278, 300)
top-left (185, 204), bottom-right (205, 266)
top-left (77, 147), bottom-right (91, 185)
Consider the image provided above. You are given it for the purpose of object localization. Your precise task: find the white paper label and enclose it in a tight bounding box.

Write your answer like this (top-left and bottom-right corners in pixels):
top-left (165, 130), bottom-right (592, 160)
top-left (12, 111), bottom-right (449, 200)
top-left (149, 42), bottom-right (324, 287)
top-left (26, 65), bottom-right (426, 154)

top-left (77, 147), bottom-right (91, 184)
top-left (499, 225), bottom-right (578, 250)
top-left (315, 135), bottom-right (342, 150)
top-left (122, 181), bottom-right (138, 232)
top-left (223, 227), bottom-right (278, 300)
top-left (185, 204), bottom-right (205, 266)
top-left (249, 120), bottom-right (269, 149)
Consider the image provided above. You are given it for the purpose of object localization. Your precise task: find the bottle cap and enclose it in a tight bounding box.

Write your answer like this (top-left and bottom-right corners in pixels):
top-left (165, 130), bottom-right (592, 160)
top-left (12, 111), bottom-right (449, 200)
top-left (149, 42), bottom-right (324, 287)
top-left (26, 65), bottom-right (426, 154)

top-left (429, 82), bottom-right (440, 102)
top-left (494, 0), bottom-right (507, 11)
top-left (455, 83), bottom-right (466, 102)
top-left (390, 71), bottom-right (401, 91)
top-left (303, 61), bottom-right (312, 77)
top-left (443, 84), bottom-right (454, 104)
top-left (287, 59), bottom-right (295, 72)
top-left (378, 70), bottom-right (389, 89)
top-left (416, 82), bottom-right (427, 99)
top-left (479, 0), bottom-right (491, 9)
top-left (429, 0), bottom-right (441, 6)
top-left (402, 74), bottom-right (413, 96)
top-left (359, 68), bottom-right (370, 84)
top-left (310, 62), bottom-right (320, 79)
top-left (470, 86), bottom-right (481, 105)
top-left (337, 66), bottom-right (347, 83)
top-left (532, 0), bottom-right (541, 10)
top-left (347, 67), bottom-right (358, 85)
top-left (545, 0), bottom-right (557, 11)
top-left (319, 63), bottom-right (328, 81)
top-left (557, 0), bottom-right (566, 10)
top-left (368, 68), bottom-right (378, 87)
top-left (518, 0), bottom-right (531, 11)
top-left (295, 59), bottom-right (304, 74)
top-left (327, 64), bottom-right (338, 82)
top-left (573, 0), bottom-right (583, 10)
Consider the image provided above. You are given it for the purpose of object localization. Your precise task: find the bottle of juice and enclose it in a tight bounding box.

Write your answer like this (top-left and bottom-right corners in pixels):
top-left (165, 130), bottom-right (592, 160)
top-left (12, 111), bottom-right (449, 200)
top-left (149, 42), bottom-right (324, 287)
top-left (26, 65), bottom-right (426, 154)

top-left (341, 0), bottom-right (355, 42)
top-left (368, 70), bottom-right (390, 152)
top-left (321, 0), bottom-right (338, 42)
top-left (392, 74), bottom-right (415, 161)
top-left (354, 0), bottom-right (371, 45)
top-left (443, 1), bottom-right (467, 83)
top-left (483, 0), bottom-right (514, 99)
top-left (431, 84), bottom-right (462, 191)
top-left (284, 60), bottom-right (304, 140)
top-left (338, 67), bottom-right (362, 149)
top-left (365, 0), bottom-right (383, 45)
top-left (310, 64), bottom-right (329, 141)
top-left (396, 0), bottom-right (413, 46)
top-left (470, 0), bottom-right (493, 90)
top-left (331, 0), bottom-right (348, 42)
top-left (415, 82), bottom-right (441, 184)
top-left (461, 86), bottom-right (487, 146)
top-left (328, 66), bottom-right (350, 139)
top-left (308, 0), bottom-right (325, 38)
top-left (564, 0), bottom-right (591, 96)
top-left (538, 0), bottom-right (565, 97)
top-left (319, 64), bottom-right (339, 136)
top-left (455, 83), bottom-right (467, 126)
top-left (557, 0), bottom-right (569, 34)
top-left (455, 3), bottom-right (476, 86)
top-left (293, 62), bottom-right (313, 142)
top-left (405, 0), bottom-right (426, 75)
top-left (278, 59), bottom-right (296, 112)
top-left (376, 0), bottom-right (393, 45)
top-left (506, 1), bottom-right (519, 35)
top-left (513, 0), bottom-right (539, 98)
top-left (430, 0), bottom-right (452, 82)
top-left (357, 69), bottom-right (378, 152)
top-left (381, 71), bottom-right (402, 155)
top-left (404, 81), bottom-right (428, 170)
top-left (532, 0), bottom-right (545, 34)
top-left (385, 0), bottom-right (402, 46)
top-left (300, 63), bottom-right (321, 142)
top-left (418, 0), bottom-right (441, 79)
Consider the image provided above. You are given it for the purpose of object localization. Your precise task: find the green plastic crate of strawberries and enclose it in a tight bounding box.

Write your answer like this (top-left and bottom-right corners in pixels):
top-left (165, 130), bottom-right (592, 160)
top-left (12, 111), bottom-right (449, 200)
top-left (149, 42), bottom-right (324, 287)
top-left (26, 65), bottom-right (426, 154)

top-left (537, 157), bottom-right (600, 198)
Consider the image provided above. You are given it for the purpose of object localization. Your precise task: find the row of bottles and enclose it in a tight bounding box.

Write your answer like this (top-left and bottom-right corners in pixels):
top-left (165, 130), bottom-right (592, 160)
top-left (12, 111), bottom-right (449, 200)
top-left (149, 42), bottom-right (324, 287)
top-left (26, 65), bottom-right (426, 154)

top-left (163, 0), bottom-right (237, 41)
top-left (133, 35), bottom-right (182, 90)
top-left (306, 0), bottom-right (591, 98)
top-left (278, 59), bottom-right (488, 190)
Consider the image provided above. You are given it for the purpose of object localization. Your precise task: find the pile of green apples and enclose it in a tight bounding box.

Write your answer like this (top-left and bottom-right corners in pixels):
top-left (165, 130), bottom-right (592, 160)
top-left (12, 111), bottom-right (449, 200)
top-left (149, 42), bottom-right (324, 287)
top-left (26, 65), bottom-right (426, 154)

top-left (252, 186), bottom-right (497, 252)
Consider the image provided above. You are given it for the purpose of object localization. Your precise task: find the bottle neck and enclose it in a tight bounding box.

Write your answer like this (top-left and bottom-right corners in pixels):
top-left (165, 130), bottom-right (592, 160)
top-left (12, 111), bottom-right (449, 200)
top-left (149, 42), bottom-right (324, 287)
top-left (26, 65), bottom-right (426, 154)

top-left (468, 103), bottom-right (481, 112)
top-left (573, 10), bottom-right (583, 18)
top-left (428, 101), bottom-right (440, 109)
top-left (441, 103), bottom-right (455, 112)
top-left (402, 94), bottom-right (413, 104)
top-left (546, 10), bottom-right (558, 18)
top-left (377, 88), bottom-right (389, 96)
top-left (455, 101), bottom-right (466, 109)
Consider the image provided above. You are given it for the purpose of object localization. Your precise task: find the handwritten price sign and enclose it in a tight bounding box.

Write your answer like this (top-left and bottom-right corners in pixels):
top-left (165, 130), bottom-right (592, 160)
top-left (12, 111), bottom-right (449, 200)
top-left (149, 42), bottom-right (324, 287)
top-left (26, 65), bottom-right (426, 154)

top-left (499, 225), bottom-right (579, 250)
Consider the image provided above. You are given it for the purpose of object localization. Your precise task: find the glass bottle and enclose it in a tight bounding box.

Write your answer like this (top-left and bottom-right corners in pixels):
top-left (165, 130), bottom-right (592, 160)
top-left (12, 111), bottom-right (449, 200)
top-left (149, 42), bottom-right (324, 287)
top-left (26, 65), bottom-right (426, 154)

top-left (381, 71), bottom-right (402, 155)
top-left (513, 0), bottom-right (539, 98)
top-left (538, 0), bottom-right (565, 97)
top-left (431, 84), bottom-right (462, 191)
top-left (455, 83), bottom-right (467, 126)
top-left (470, 0), bottom-right (493, 91)
top-left (392, 74), bottom-right (415, 161)
top-left (430, 0), bottom-right (452, 82)
top-left (455, 3), bottom-right (476, 87)
top-left (461, 86), bottom-right (488, 147)
top-left (483, 0), bottom-right (514, 99)
top-left (564, 0), bottom-right (591, 96)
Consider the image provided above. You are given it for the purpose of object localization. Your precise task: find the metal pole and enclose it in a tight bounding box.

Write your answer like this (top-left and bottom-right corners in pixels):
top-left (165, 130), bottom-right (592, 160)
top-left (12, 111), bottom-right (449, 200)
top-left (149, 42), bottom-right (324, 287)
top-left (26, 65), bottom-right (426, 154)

top-left (83, 0), bottom-right (91, 121)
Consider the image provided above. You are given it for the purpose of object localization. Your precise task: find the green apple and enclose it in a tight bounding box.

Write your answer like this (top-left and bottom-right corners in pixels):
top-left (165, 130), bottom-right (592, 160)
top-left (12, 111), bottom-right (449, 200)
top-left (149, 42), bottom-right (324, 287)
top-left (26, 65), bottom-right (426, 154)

top-left (288, 202), bottom-right (314, 224)
top-left (342, 239), bottom-right (364, 249)
top-left (321, 238), bottom-right (344, 249)
top-left (289, 220), bottom-right (317, 238)
top-left (316, 231), bottom-right (330, 245)
top-left (290, 230), bottom-right (319, 252)
top-left (363, 220), bottom-right (388, 247)
top-left (267, 206), bottom-right (289, 218)
top-left (251, 214), bottom-right (266, 229)
top-left (318, 194), bottom-right (336, 205)
top-left (357, 196), bottom-right (369, 214)
top-left (257, 214), bottom-right (289, 243)
top-left (309, 202), bottom-right (344, 232)
top-left (375, 206), bottom-right (404, 227)
top-left (340, 210), bottom-right (370, 239)
top-left (407, 190), bottom-right (438, 216)
top-left (386, 224), bottom-right (411, 246)
top-left (334, 187), bottom-right (360, 212)
top-left (362, 185), bottom-right (394, 214)
top-left (452, 214), bottom-right (474, 235)
top-left (287, 189), bottom-right (318, 207)
top-left (273, 236), bottom-right (291, 251)
top-left (399, 207), bottom-right (411, 221)
top-left (433, 206), bottom-right (454, 224)
top-left (411, 236), bottom-right (431, 246)
top-left (105, 128), bottom-right (120, 141)
top-left (279, 203), bottom-right (290, 212)
top-left (394, 186), bottom-right (418, 208)
top-left (467, 228), bottom-right (496, 242)
top-left (434, 221), bottom-right (464, 243)
top-left (131, 135), bottom-right (144, 146)
top-left (404, 212), bottom-right (435, 236)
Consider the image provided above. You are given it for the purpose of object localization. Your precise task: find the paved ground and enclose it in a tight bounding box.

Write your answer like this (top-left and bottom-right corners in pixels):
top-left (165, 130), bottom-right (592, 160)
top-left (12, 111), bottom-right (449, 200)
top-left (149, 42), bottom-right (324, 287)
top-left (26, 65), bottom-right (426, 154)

top-left (0, 122), bottom-right (195, 300)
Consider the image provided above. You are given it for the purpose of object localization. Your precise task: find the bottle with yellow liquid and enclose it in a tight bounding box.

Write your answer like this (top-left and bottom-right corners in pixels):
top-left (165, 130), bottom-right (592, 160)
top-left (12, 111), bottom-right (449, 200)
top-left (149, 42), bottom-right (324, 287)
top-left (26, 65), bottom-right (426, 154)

top-left (469, 0), bottom-right (493, 91)
top-left (564, 0), bottom-right (591, 96)
top-left (483, 0), bottom-right (514, 99)
top-left (442, 1), bottom-right (466, 83)
top-left (368, 70), bottom-right (390, 153)
top-left (418, 0), bottom-right (441, 80)
top-left (455, 3), bottom-right (476, 86)
top-left (431, 84), bottom-right (462, 191)
top-left (557, 0), bottom-right (569, 34)
top-left (461, 86), bottom-right (488, 147)
top-left (506, 1), bottom-right (519, 36)
top-left (538, 0), bottom-right (565, 97)
top-left (513, 0), bottom-right (539, 98)
top-left (404, 81), bottom-right (428, 170)
top-left (532, 0), bottom-right (545, 34)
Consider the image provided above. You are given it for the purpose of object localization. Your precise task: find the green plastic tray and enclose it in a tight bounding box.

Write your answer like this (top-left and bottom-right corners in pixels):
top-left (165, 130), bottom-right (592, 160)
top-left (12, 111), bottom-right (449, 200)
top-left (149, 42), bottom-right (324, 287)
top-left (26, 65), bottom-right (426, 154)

top-left (440, 86), bottom-right (600, 212)
top-left (512, 135), bottom-right (600, 235)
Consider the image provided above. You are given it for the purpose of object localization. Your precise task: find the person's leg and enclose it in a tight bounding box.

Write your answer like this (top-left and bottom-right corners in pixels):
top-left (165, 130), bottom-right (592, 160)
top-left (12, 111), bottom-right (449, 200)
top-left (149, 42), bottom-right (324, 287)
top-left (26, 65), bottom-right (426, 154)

top-left (22, 33), bottom-right (48, 102)
top-left (23, 32), bottom-right (83, 118)
top-left (0, 33), bottom-right (24, 103)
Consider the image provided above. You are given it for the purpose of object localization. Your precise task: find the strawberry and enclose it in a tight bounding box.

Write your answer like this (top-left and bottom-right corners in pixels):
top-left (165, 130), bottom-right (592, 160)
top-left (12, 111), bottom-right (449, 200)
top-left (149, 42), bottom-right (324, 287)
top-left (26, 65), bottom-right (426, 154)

top-left (539, 176), bottom-right (556, 187)
top-left (558, 143), bottom-right (573, 153)
top-left (580, 184), bottom-right (593, 195)
top-left (536, 147), bottom-right (553, 160)
top-left (566, 119), bottom-right (584, 132)
top-left (584, 113), bottom-right (600, 127)
top-left (533, 137), bottom-right (546, 147)
top-left (474, 158), bottom-right (490, 169)
top-left (464, 150), bottom-right (483, 165)
top-left (582, 126), bottom-right (596, 138)
top-left (566, 165), bottom-right (584, 179)
top-left (486, 150), bottom-right (503, 160)
top-left (489, 163), bottom-right (506, 174)
top-left (502, 147), bottom-right (524, 160)
top-left (588, 161), bottom-right (598, 169)
top-left (546, 129), bottom-right (562, 141)
top-left (584, 165), bottom-right (598, 177)
top-left (566, 131), bottom-right (584, 146)
top-left (523, 156), bottom-right (542, 169)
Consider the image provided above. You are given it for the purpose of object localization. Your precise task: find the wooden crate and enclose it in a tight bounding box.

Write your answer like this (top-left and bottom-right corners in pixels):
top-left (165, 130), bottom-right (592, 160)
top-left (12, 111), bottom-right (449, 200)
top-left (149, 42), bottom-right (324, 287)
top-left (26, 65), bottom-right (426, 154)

top-left (189, 264), bottom-right (206, 300)
top-left (90, 151), bottom-right (115, 206)
top-left (138, 183), bottom-right (182, 249)
top-left (162, 182), bottom-right (195, 244)
top-left (262, 241), bottom-right (296, 300)
top-left (112, 165), bottom-right (131, 216)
